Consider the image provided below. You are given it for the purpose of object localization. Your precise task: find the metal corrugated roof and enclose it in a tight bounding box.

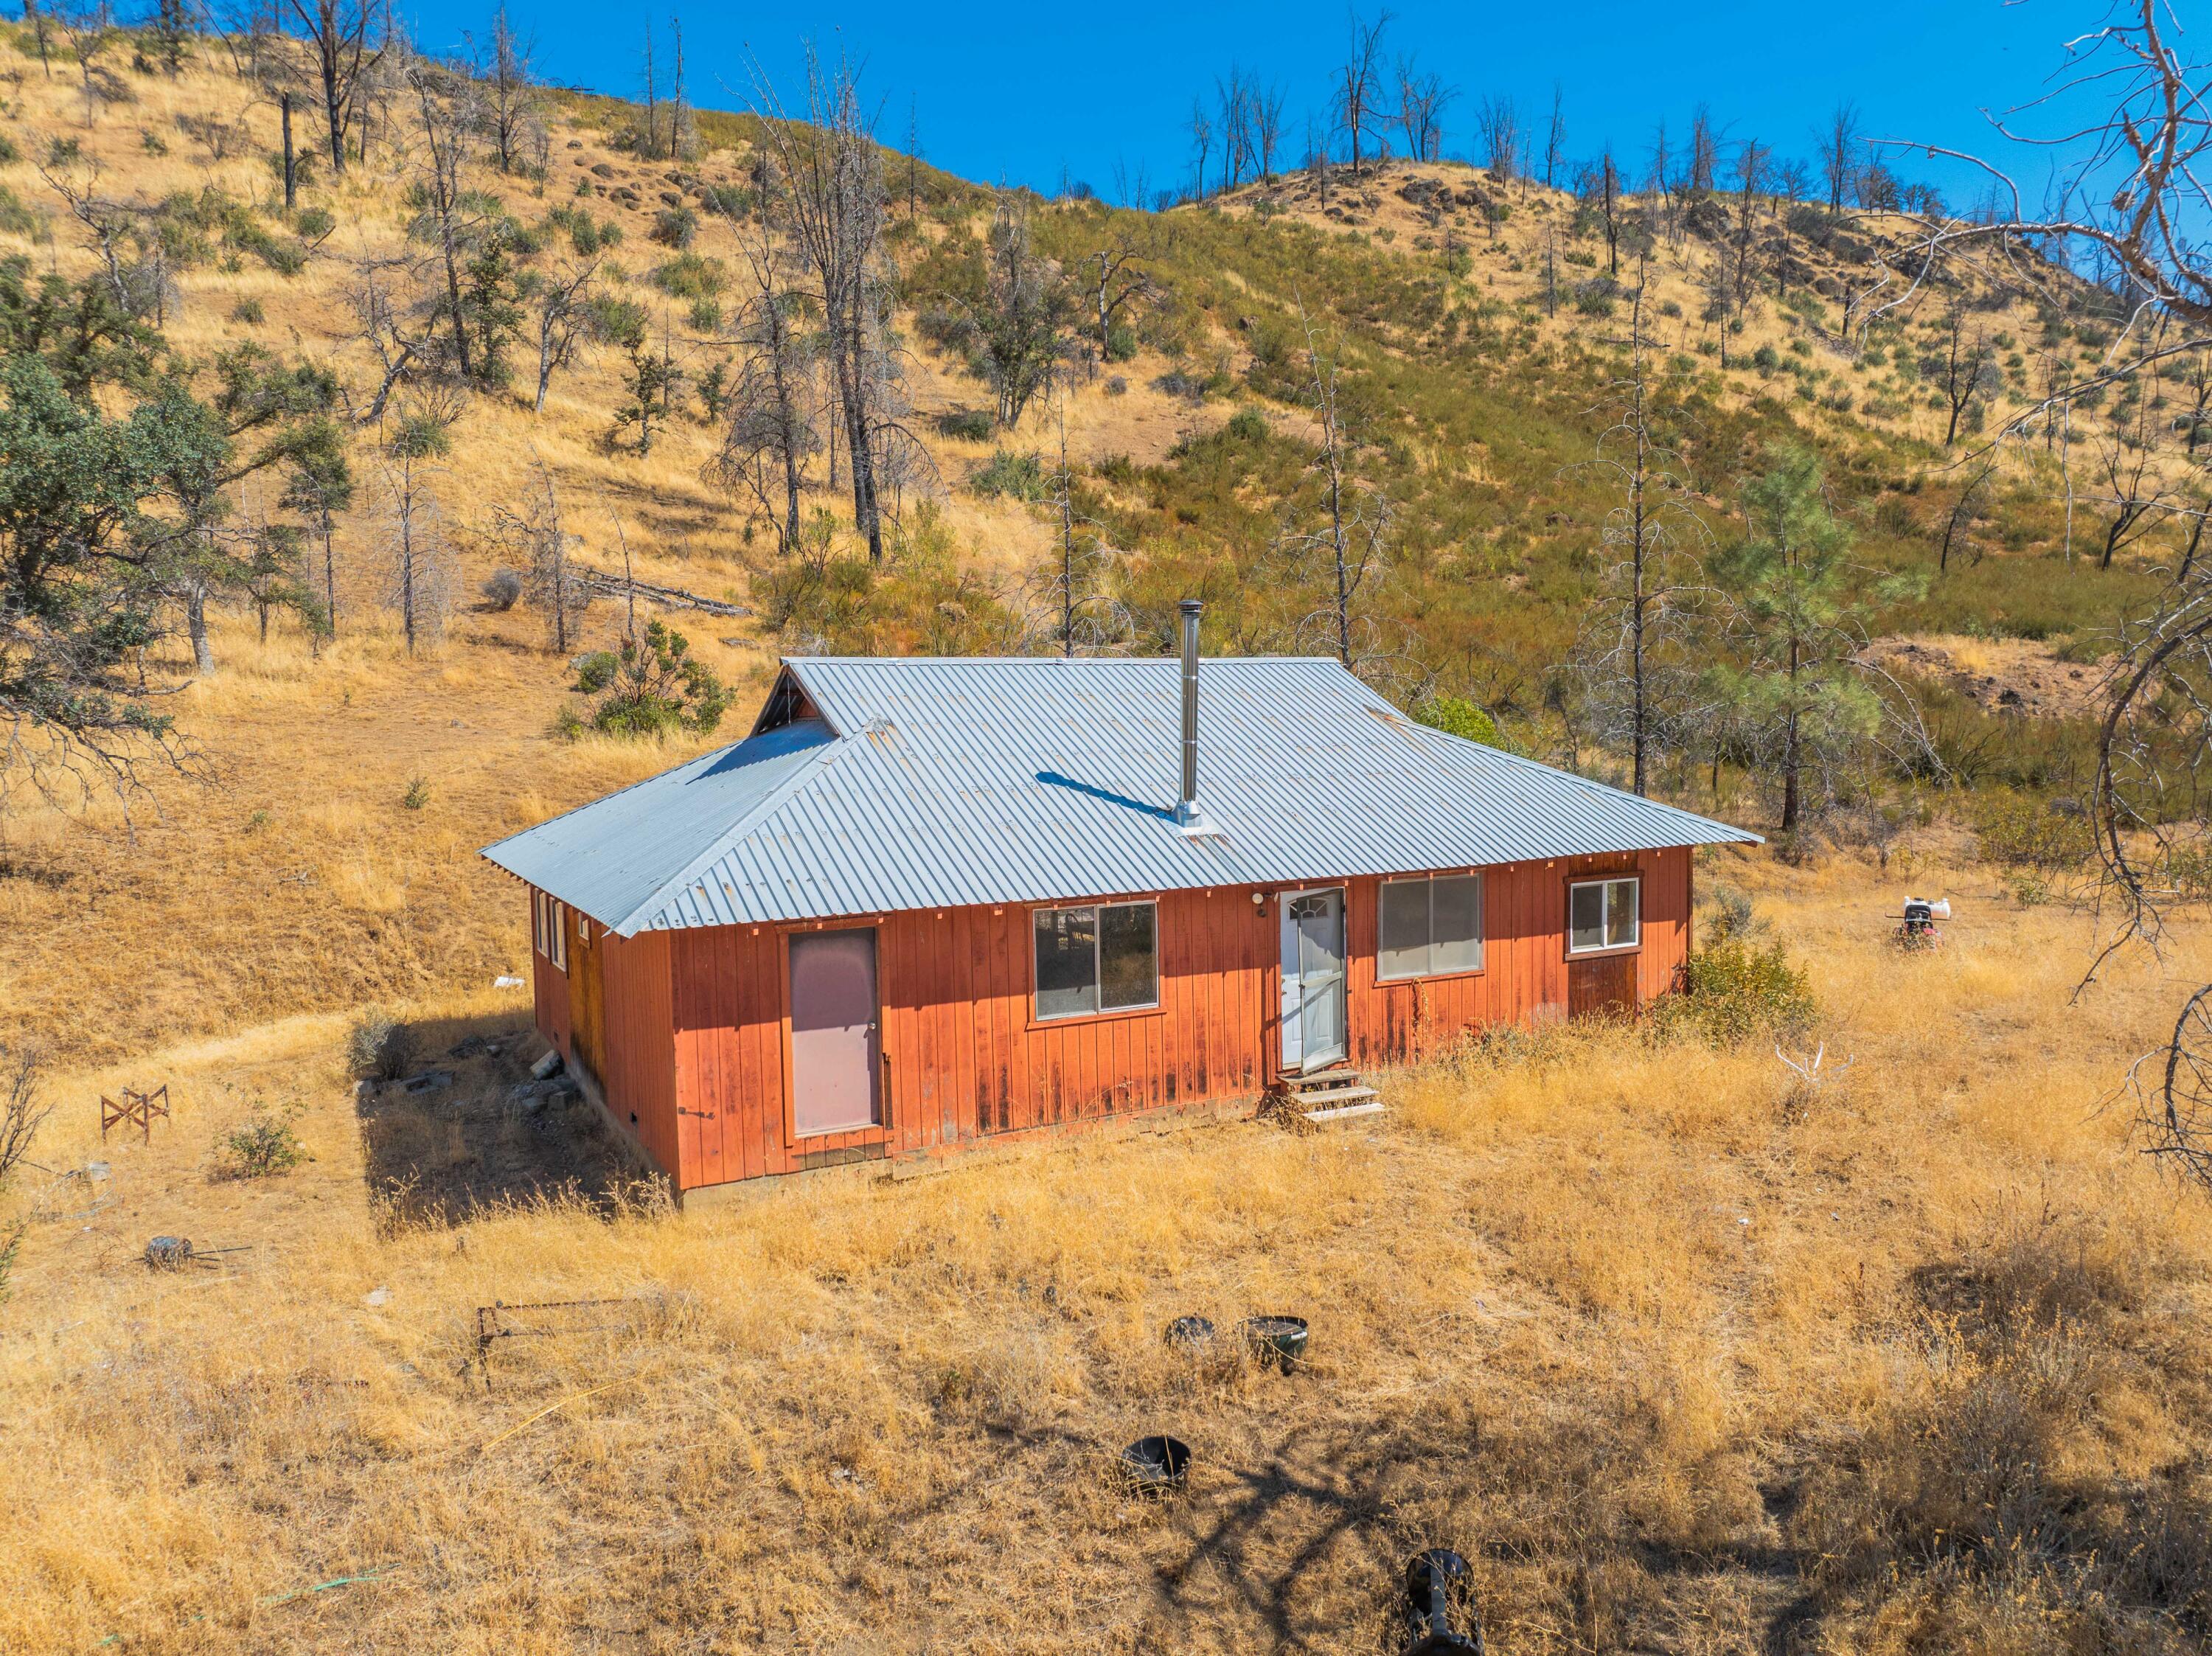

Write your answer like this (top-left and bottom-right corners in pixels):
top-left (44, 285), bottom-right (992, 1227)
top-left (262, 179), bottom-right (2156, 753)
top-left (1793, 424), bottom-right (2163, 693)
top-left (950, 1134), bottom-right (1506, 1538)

top-left (481, 655), bottom-right (1759, 936)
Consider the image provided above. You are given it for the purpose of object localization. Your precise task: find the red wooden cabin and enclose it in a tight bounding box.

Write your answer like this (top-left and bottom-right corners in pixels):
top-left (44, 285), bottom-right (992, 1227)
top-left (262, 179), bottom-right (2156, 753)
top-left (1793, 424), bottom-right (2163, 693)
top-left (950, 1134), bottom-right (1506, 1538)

top-left (484, 606), bottom-right (1754, 1202)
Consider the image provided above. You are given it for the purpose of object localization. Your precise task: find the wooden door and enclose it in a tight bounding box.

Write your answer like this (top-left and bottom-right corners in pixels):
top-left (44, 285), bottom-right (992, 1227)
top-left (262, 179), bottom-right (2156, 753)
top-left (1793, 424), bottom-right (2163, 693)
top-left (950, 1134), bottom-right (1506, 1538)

top-left (1567, 953), bottom-right (1638, 1020)
top-left (789, 930), bottom-right (882, 1136)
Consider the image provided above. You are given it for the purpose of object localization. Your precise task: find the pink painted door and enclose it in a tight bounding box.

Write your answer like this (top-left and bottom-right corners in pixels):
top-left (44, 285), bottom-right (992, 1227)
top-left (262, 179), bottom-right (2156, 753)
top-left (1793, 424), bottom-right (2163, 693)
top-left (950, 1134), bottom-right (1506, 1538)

top-left (789, 930), bottom-right (882, 1135)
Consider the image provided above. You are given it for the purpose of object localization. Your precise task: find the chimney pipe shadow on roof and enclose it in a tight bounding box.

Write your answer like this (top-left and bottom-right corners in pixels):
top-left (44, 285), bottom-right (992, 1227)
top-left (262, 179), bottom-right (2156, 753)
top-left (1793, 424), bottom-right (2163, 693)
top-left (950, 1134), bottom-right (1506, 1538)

top-left (1174, 599), bottom-right (1217, 835)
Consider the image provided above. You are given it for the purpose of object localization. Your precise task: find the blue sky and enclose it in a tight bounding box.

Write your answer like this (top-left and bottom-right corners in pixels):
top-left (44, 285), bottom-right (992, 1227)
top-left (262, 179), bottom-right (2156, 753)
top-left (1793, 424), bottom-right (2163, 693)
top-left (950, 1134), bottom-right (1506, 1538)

top-left (405, 1), bottom-right (2101, 204)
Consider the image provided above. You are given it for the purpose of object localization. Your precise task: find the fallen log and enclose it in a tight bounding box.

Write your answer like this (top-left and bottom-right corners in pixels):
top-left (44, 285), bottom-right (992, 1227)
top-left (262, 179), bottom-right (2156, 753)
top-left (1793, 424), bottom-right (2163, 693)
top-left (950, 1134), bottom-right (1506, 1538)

top-left (575, 566), bottom-right (751, 619)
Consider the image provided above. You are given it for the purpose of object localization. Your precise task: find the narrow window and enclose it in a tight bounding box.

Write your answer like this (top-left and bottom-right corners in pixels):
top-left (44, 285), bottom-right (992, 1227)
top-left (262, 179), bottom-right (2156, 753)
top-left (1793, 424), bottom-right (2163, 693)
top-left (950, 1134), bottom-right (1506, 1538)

top-left (1378, 874), bottom-right (1484, 980)
top-left (1033, 900), bottom-right (1159, 1020)
top-left (1568, 877), bottom-right (1640, 954)
top-left (548, 900), bottom-right (568, 972)
top-left (533, 893), bottom-right (547, 956)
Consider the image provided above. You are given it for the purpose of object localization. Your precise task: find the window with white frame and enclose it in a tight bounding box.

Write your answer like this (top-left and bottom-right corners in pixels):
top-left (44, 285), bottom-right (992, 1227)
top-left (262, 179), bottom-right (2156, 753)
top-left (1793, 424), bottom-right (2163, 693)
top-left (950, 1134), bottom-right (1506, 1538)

top-left (1377, 874), bottom-right (1484, 980)
top-left (1033, 900), bottom-right (1158, 1020)
top-left (1568, 877), bottom-right (1640, 954)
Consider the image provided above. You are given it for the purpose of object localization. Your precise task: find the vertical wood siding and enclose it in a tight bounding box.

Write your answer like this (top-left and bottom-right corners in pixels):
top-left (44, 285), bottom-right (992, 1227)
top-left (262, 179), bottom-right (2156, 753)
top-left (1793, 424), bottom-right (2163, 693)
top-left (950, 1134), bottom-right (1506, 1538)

top-left (594, 926), bottom-right (678, 1177)
top-left (530, 888), bottom-right (571, 1056)
top-left (642, 846), bottom-right (1696, 1194)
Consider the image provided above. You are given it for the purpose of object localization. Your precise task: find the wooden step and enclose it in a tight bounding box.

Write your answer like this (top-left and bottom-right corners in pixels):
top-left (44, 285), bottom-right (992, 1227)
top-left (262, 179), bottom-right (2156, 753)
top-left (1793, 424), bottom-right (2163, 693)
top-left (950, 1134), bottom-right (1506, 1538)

top-left (1293, 1083), bottom-right (1377, 1110)
top-left (1282, 1068), bottom-right (1361, 1091)
top-left (1303, 1100), bottom-right (1388, 1124)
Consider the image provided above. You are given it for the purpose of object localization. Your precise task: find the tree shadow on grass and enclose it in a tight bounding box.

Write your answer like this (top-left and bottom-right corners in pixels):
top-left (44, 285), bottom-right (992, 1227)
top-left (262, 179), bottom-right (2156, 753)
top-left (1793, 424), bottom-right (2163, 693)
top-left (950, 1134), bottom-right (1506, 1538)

top-left (353, 1009), bottom-right (640, 1230)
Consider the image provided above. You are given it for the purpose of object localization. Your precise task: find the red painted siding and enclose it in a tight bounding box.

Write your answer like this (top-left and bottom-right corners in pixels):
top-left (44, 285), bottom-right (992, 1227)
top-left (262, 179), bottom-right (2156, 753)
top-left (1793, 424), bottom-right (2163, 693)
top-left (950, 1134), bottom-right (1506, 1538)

top-left (510, 846), bottom-right (1696, 1195)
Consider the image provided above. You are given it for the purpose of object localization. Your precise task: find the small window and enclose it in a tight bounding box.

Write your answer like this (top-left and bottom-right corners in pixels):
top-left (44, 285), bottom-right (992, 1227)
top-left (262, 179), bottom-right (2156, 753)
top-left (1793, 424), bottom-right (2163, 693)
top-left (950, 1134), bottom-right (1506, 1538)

top-left (544, 898), bottom-right (568, 972)
top-left (1033, 900), bottom-right (1158, 1020)
top-left (1378, 874), bottom-right (1484, 980)
top-left (1568, 877), bottom-right (1640, 954)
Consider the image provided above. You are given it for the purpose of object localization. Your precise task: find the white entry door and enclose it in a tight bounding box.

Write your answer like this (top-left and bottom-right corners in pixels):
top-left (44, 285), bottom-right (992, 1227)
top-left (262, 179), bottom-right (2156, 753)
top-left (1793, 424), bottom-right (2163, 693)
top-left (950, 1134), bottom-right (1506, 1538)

top-left (1280, 888), bottom-right (1347, 1071)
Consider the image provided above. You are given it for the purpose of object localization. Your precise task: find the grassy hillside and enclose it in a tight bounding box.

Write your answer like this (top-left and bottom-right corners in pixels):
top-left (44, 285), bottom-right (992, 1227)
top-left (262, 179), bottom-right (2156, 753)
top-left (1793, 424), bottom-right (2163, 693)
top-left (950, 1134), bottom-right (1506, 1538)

top-left (0, 29), bottom-right (2153, 1062)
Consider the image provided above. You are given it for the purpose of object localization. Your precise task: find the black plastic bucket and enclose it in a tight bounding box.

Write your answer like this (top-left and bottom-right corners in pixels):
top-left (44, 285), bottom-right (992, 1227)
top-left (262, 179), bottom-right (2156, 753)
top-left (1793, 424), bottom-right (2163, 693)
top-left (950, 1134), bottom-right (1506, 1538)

top-left (1241, 1314), bottom-right (1310, 1371)
top-left (1119, 1435), bottom-right (1192, 1495)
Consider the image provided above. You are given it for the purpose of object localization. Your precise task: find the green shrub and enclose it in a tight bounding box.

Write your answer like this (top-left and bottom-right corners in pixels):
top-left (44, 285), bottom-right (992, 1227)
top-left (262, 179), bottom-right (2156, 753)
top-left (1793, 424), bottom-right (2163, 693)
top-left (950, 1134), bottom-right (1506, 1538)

top-left (293, 206), bottom-right (335, 240)
top-left (687, 297), bottom-right (721, 331)
top-left (1223, 408), bottom-right (1269, 442)
top-left (651, 252), bottom-right (724, 299)
top-left (1649, 938), bottom-right (1817, 1047)
top-left (222, 1115), bottom-right (303, 1178)
top-left (567, 620), bottom-right (731, 739)
top-left (935, 408), bottom-right (993, 442)
top-left (229, 296), bottom-right (264, 324)
top-left (1105, 323), bottom-right (1138, 361)
top-left (1969, 788), bottom-right (2093, 874)
top-left (650, 204), bottom-right (698, 248)
top-left (1413, 695), bottom-right (1514, 751)
top-left (0, 186), bottom-right (37, 237)
top-left (969, 449), bottom-right (1048, 501)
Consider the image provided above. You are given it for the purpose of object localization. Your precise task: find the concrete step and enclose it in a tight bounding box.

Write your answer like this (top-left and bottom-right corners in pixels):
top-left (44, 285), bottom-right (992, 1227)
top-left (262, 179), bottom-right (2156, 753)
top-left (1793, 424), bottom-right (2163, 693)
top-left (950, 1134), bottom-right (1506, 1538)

top-left (1303, 1100), bottom-right (1388, 1124)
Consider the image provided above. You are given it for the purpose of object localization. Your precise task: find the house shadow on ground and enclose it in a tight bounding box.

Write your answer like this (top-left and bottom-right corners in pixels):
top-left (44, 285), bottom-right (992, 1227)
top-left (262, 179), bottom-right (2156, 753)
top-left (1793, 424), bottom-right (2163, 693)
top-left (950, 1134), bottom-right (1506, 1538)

top-left (353, 1009), bottom-right (642, 1228)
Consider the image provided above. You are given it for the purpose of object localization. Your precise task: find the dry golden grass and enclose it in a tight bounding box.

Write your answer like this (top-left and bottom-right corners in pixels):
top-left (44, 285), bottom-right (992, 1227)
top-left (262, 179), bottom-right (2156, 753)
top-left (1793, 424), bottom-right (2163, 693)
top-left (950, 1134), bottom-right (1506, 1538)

top-left (4, 856), bottom-right (2211, 1654)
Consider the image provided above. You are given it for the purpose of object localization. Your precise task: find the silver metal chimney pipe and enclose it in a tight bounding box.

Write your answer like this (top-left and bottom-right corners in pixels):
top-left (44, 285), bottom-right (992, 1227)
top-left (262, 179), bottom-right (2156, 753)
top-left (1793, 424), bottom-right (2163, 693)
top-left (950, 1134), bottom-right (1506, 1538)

top-left (1175, 599), bottom-right (1210, 830)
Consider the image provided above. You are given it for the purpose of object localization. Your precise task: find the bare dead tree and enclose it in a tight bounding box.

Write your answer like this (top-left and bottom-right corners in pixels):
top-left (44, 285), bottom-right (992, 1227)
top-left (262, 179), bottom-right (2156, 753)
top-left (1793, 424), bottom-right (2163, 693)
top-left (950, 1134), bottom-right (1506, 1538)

top-left (0, 1046), bottom-right (50, 1189)
top-left (2090, 358), bottom-right (2174, 571)
top-left (1542, 81), bottom-right (1566, 190)
top-left (285, 0), bottom-right (383, 176)
top-left (1279, 305), bottom-right (1391, 673)
top-left (1335, 9), bottom-right (1391, 179)
top-left (1816, 100), bottom-right (1860, 217)
top-left (711, 208), bottom-right (821, 554)
top-left (1475, 95), bottom-right (1519, 183)
top-left (1033, 397), bottom-right (1129, 657)
top-left (1685, 104), bottom-right (1719, 196)
top-left (1187, 97), bottom-right (1213, 201)
top-left (1394, 55), bottom-right (1453, 164)
top-left (1570, 268), bottom-right (1716, 794)
top-left (1935, 459), bottom-right (1997, 573)
top-left (1728, 139), bottom-right (1770, 336)
top-left (1217, 63), bottom-right (1252, 192)
top-left (406, 60), bottom-right (486, 383)
top-left (530, 248), bottom-right (601, 414)
top-left (748, 46), bottom-right (902, 563)
top-left (498, 455), bottom-right (589, 650)
top-left (1080, 233), bottom-right (1151, 364)
top-left (1924, 299), bottom-right (1999, 448)
top-left (1252, 78), bottom-right (1287, 185)
top-left (471, 2), bottom-right (543, 175)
